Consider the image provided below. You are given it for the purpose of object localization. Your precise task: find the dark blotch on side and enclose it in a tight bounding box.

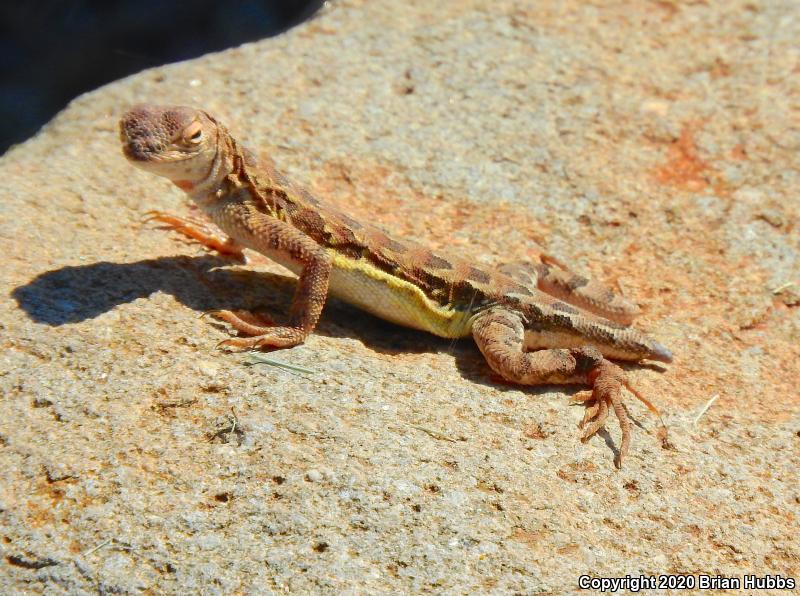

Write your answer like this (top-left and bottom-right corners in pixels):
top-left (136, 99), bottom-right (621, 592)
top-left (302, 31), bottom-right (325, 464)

top-left (338, 213), bottom-right (364, 230)
top-left (550, 312), bottom-right (576, 331)
top-left (293, 208), bottom-right (327, 236)
top-left (426, 253), bottom-right (454, 270)
top-left (467, 267), bottom-right (492, 284)
top-left (333, 223), bottom-right (360, 246)
top-left (382, 238), bottom-right (408, 254)
top-left (408, 267), bottom-right (452, 301)
top-left (566, 275), bottom-right (590, 290)
top-left (298, 188), bottom-right (322, 207)
top-left (506, 282), bottom-right (533, 296)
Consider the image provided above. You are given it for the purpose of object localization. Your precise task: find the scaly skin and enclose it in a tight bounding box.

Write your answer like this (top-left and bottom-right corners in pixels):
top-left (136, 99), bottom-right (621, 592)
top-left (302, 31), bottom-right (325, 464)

top-left (119, 104), bottom-right (672, 467)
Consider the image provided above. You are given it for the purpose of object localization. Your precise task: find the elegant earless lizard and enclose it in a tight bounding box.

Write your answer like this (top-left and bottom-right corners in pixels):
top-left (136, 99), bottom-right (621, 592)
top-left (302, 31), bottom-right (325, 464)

top-left (120, 105), bottom-right (672, 467)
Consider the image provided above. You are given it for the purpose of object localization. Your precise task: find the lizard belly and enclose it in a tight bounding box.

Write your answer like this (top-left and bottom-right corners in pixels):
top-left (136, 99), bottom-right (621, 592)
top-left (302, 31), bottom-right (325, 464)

top-left (327, 253), bottom-right (472, 339)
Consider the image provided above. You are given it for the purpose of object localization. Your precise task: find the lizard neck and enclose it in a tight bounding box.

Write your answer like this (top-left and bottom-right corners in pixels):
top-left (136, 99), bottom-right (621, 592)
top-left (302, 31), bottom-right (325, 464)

top-left (186, 123), bottom-right (239, 205)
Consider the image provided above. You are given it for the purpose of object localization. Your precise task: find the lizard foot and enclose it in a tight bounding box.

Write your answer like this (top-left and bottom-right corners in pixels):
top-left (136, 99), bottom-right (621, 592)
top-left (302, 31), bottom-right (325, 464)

top-left (579, 360), bottom-right (629, 467)
top-left (143, 210), bottom-right (245, 258)
top-left (578, 360), bottom-right (663, 468)
top-left (207, 309), bottom-right (306, 349)
top-left (203, 309), bottom-right (274, 329)
top-left (217, 328), bottom-right (306, 350)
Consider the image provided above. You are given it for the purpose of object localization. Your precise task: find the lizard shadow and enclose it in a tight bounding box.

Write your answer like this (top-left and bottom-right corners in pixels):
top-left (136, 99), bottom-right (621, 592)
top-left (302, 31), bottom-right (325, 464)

top-left (10, 255), bottom-right (436, 356)
top-left (12, 255), bottom-right (257, 326)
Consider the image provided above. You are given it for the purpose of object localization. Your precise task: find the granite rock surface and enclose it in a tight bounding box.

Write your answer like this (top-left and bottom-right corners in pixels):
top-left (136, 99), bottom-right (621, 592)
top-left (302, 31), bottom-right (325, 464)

top-left (1, 0), bottom-right (798, 592)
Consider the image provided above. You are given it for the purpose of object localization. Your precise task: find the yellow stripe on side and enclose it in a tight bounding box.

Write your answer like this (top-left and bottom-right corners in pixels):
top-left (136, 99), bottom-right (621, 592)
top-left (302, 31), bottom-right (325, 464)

top-left (326, 251), bottom-right (473, 338)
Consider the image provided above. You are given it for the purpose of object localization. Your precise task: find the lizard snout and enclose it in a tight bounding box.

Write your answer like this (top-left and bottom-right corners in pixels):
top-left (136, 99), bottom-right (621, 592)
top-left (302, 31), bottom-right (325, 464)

top-left (119, 108), bottom-right (165, 161)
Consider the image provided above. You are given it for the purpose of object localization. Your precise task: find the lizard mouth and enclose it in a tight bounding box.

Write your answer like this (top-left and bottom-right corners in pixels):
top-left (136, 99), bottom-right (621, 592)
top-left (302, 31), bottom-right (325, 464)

top-left (121, 139), bottom-right (160, 162)
top-left (119, 108), bottom-right (174, 162)
top-left (120, 134), bottom-right (197, 164)
top-left (119, 120), bottom-right (165, 162)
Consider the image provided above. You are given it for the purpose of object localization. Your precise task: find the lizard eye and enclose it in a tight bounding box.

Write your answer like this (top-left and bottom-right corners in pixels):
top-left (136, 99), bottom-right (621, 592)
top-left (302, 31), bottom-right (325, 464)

top-left (182, 121), bottom-right (203, 144)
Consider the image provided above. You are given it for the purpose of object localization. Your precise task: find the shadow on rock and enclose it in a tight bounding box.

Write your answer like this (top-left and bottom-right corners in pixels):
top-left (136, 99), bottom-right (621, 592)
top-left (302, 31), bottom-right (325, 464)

top-left (10, 255), bottom-right (440, 356)
top-left (11, 255), bottom-right (290, 326)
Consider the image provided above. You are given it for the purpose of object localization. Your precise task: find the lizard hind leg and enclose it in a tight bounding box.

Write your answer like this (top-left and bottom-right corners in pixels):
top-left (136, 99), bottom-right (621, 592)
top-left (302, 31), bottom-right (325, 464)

top-left (471, 307), bottom-right (649, 467)
top-left (498, 258), bottom-right (640, 326)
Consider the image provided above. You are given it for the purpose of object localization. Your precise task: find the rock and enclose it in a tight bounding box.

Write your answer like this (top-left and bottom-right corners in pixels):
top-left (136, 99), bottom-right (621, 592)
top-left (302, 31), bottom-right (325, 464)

top-left (1, 0), bottom-right (798, 592)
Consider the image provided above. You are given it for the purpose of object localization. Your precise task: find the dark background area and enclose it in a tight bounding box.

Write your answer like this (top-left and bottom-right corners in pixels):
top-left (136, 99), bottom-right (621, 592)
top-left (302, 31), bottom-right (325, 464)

top-left (0, 0), bottom-right (325, 154)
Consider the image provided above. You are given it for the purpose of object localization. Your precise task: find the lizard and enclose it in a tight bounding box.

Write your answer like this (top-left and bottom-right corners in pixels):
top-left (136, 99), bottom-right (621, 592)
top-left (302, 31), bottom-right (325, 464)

top-left (119, 104), bottom-right (672, 467)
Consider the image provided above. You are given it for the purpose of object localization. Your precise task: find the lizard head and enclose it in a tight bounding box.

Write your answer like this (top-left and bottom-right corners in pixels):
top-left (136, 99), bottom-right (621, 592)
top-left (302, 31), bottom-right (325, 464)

top-left (119, 105), bottom-right (222, 191)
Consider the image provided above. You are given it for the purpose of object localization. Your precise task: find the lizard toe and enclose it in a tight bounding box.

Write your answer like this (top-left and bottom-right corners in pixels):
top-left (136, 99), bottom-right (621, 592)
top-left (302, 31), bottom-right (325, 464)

top-left (583, 361), bottom-right (630, 468)
top-left (216, 337), bottom-right (257, 351)
top-left (216, 327), bottom-right (307, 350)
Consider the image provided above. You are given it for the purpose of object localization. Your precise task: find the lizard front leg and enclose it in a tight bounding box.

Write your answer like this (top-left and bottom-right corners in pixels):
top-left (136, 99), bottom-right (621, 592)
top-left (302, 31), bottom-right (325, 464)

top-left (212, 210), bottom-right (332, 350)
top-left (471, 307), bottom-right (647, 467)
top-left (144, 210), bottom-right (245, 258)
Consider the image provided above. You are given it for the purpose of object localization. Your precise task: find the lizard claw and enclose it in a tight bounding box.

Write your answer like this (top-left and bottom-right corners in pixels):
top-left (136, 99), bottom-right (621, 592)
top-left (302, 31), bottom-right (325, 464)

top-left (569, 389), bottom-right (594, 405)
top-left (141, 209), bottom-right (163, 223)
top-left (142, 210), bottom-right (189, 226)
top-left (216, 338), bottom-right (252, 351)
